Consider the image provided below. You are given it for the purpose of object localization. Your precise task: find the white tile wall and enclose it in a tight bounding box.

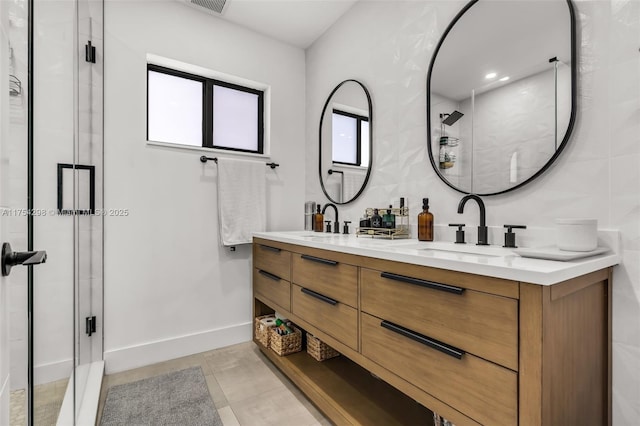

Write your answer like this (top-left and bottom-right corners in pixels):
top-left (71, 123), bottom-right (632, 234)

top-left (305, 1), bottom-right (640, 423)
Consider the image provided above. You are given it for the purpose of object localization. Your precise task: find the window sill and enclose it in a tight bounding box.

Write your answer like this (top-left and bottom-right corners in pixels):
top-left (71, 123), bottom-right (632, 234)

top-left (331, 163), bottom-right (368, 171)
top-left (146, 140), bottom-right (271, 160)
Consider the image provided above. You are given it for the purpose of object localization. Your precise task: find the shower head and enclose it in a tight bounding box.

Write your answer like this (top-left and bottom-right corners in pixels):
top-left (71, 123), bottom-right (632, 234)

top-left (441, 110), bottom-right (464, 126)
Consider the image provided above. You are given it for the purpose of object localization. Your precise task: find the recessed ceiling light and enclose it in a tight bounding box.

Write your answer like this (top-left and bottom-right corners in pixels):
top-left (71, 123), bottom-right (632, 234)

top-left (485, 72), bottom-right (497, 79)
top-left (499, 76), bottom-right (510, 82)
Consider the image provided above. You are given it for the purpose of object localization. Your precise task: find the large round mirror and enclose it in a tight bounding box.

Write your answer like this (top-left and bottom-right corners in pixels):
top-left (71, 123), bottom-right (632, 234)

top-left (319, 80), bottom-right (373, 204)
top-left (427, 0), bottom-right (576, 195)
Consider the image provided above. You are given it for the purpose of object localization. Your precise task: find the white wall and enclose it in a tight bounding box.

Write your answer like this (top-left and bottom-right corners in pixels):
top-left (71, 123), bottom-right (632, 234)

top-left (103, 0), bottom-right (305, 373)
top-left (305, 0), bottom-right (640, 424)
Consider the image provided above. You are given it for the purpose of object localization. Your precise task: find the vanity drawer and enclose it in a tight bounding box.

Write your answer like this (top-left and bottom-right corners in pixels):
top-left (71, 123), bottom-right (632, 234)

top-left (292, 284), bottom-right (358, 350)
top-left (254, 243), bottom-right (291, 281)
top-left (292, 253), bottom-right (357, 307)
top-left (253, 268), bottom-right (290, 311)
top-left (361, 312), bottom-right (517, 426)
top-left (361, 268), bottom-right (518, 370)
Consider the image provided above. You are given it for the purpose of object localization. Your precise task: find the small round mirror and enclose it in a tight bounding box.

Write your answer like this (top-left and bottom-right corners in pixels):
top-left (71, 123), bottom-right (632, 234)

top-left (319, 80), bottom-right (373, 204)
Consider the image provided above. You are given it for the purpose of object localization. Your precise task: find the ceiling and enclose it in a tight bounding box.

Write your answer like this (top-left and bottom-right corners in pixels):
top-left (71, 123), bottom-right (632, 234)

top-left (184, 0), bottom-right (359, 49)
top-left (431, 0), bottom-right (571, 101)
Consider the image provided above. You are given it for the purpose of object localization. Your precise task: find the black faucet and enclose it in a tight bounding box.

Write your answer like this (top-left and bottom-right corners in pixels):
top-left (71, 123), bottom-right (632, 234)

top-left (457, 194), bottom-right (489, 246)
top-left (321, 203), bottom-right (340, 234)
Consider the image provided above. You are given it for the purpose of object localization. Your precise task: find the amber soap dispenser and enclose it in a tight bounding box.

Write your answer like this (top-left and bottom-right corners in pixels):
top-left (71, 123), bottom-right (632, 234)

top-left (418, 198), bottom-right (434, 241)
top-left (314, 204), bottom-right (324, 232)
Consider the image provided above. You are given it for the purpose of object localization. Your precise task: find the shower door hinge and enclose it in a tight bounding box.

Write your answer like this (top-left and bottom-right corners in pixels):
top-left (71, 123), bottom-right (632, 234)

top-left (85, 41), bottom-right (96, 63)
top-left (86, 316), bottom-right (96, 336)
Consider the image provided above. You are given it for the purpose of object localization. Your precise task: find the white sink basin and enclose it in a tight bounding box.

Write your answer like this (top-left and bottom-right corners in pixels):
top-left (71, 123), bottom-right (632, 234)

top-left (395, 241), bottom-right (516, 258)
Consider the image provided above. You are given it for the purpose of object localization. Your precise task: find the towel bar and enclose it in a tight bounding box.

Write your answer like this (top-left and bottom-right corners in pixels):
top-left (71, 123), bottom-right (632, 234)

top-left (200, 156), bottom-right (279, 169)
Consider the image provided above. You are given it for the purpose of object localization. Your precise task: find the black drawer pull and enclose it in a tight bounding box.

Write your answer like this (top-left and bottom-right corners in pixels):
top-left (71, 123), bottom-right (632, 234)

top-left (380, 272), bottom-right (464, 295)
top-left (300, 254), bottom-right (338, 266)
top-left (260, 245), bottom-right (281, 253)
top-left (380, 320), bottom-right (465, 360)
top-left (258, 270), bottom-right (281, 281)
top-left (301, 287), bottom-right (338, 305)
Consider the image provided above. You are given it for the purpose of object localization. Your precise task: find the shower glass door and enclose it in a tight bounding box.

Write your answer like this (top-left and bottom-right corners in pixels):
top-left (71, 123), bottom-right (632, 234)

top-left (5, 0), bottom-right (103, 424)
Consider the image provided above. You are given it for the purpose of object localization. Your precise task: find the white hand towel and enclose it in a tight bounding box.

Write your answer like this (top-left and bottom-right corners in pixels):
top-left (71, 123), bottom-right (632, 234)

top-left (217, 157), bottom-right (266, 246)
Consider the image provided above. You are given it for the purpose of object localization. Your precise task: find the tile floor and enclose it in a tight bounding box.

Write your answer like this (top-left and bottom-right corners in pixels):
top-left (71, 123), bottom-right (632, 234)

top-left (98, 341), bottom-right (330, 426)
top-left (10, 378), bottom-right (68, 426)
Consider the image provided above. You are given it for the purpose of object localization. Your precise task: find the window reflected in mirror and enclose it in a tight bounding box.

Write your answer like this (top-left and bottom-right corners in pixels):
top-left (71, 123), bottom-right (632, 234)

top-left (319, 80), bottom-right (373, 204)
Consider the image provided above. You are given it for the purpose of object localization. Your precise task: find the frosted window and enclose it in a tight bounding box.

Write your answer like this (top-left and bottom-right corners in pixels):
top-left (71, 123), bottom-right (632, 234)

top-left (332, 113), bottom-right (358, 164)
top-left (360, 121), bottom-right (370, 167)
top-left (213, 86), bottom-right (259, 152)
top-left (148, 70), bottom-right (202, 146)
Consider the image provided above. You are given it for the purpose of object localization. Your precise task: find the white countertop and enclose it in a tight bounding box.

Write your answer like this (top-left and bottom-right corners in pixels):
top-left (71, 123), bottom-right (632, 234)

top-left (253, 231), bottom-right (621, 286)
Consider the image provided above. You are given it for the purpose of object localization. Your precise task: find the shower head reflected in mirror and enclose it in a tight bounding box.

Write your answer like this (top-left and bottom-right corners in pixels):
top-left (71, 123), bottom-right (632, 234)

top-left (440, 110), bottom-right (464, 126)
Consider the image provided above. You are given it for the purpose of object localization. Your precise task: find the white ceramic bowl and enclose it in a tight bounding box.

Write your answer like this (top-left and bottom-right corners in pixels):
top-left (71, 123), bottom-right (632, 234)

top-left (555, 218), bottom-right (598, 252)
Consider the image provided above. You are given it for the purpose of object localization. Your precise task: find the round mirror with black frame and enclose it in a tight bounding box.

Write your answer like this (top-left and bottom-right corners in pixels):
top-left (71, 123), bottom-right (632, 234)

top-left (427, 0), bottom-right (576, 196)
top-left (319, 79), bottom-right (373, 204)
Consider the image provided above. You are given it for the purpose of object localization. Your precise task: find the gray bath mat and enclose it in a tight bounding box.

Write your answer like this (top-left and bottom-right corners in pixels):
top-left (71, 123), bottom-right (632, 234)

top-left (100, 366), bottom-right (222, 426)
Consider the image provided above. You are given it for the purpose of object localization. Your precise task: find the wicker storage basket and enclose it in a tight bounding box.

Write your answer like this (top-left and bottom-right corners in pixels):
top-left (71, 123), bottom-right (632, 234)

top-left (254, 315), bottom-right (276, 348)
top-left (306, 333), bottom-right (340, 361)
top-left (269, 326), bottom-right (302, 356)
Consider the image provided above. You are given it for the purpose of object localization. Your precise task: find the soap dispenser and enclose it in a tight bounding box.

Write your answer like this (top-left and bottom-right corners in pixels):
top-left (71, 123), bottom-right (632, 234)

top-left (314, 204), bottom-right (324, 232)
top-left (418, 198), bottom-right (434, 241)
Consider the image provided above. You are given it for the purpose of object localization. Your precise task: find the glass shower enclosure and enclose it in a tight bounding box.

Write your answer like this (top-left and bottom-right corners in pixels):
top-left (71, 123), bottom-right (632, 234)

top-left (3, 0), bottom-right (104, 424)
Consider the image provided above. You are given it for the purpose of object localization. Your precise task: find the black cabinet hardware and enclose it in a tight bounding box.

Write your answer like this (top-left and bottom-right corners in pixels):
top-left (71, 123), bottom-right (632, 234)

top-left (301, 287), bottom-right (338, 305)
top-left (258, 270), bottom-right (281, 281)
top-left (300, 254), bottom-right (338, 266)
top-left (260, 245), bottom-right (281, 253)
top-left (380, 320), bottom-right (465, 360)
top-left (380, 272), bottom-right (464, 295)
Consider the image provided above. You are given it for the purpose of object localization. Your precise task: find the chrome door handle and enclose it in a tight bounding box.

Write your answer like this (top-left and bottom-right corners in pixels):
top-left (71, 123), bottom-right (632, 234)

top-left (2, 242), bottom-right (47, 276)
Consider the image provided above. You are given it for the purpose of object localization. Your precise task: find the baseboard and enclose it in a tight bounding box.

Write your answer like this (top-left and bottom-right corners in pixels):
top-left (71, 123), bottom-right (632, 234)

top-left (34, 359), bottom-right (74, 385)
top-left (103, 321), bottom-right (252, 374)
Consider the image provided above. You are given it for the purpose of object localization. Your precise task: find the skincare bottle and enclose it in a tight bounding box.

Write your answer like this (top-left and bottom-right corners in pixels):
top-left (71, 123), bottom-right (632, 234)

top-left (314, 204), bottom-right (324, 232)
top-left (383, 205), bottom-right (396, 229)
top-left (304, 201), bottom-right (316, 231)
top-left (418, 198), bottom-right (434, 241)
top-left (371, 209), bottom-right (383, 228)
top-left (359, 210), bottom-right (371, 228)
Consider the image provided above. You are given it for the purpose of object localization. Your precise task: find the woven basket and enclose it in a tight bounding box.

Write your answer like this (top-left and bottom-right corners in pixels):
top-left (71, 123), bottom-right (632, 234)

top-left (433, 412), bottom-right (456, 426)
top-left (269, 326), bottom-right (302, 356)
top-left (254, 315), bottom-right (276, 348)
top-left (306, 333), bottom-right (340, 361)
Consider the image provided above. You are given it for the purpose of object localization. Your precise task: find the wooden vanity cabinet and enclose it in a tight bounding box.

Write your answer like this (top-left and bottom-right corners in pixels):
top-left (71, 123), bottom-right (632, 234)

top-left (252, 242), bottom-right (291, 312)
top-left (252, 238), bottom-right (612, 426)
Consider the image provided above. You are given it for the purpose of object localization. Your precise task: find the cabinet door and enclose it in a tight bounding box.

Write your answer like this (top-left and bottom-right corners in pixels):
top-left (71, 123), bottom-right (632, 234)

top-left (254, 243), bottom-right (291, 281)
top-left (292, 253), bottom-right (357, 307)
top-left (361, 268), bottom-right (518, 370)
top-left (361, 312), bottom-right (517, 426)
top-left (253, 268), bottom-right (290, 311)
top-left (292, 284), bottom-right (358, 350)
